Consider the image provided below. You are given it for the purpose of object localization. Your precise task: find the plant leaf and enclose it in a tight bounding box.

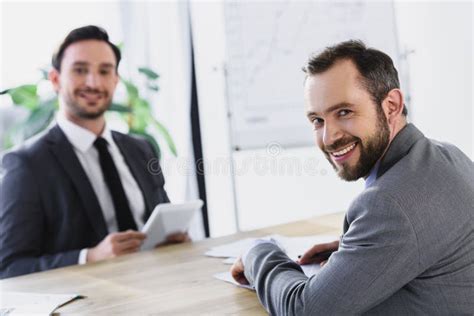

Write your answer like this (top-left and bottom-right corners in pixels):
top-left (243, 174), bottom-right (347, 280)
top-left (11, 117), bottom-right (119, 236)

top-left (121, 79), bottom-right (139, 101)
top-left (6, 98), bottom-right (57, 147)
top-left (133, 97), bottom-right (151, 111)
top-left (7, 85), bottom-right (39, 110)
top-left (129, 103), bottom-right (148, 132)
top-left (22, 98), bottom-right (57, 139)
top-left (109, 103), bottom-right (131, 113)
top-left (3, 126), bottom-right (19, 148)
top-left (138, 67), bottom-right (160, 80)
top-left (147, 84), bottom-right (159, 92)
top-left (149, 118), bottom-right (177, 157)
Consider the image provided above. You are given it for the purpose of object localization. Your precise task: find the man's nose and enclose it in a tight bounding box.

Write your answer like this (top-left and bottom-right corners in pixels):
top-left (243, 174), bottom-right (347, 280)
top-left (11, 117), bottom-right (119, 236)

top-left (322, 123), bottom-right (343, 147)
top-left (85, 73), bottom-right (100, 87)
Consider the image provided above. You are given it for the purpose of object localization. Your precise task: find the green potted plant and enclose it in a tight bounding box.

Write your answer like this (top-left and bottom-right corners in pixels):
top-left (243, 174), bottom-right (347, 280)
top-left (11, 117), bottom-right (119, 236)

top-left (0, 66), bottom-right (176, 158)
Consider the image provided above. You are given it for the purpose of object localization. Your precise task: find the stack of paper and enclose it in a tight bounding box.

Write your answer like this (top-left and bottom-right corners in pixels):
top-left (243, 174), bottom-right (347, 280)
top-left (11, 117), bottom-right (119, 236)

top-left (207, 234), bottom-right (338, 289)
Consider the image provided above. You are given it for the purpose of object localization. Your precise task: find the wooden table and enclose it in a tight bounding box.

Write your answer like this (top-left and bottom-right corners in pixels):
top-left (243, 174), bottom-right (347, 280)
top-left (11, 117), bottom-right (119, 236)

top-left (0, 212), bottom-right (344, 315)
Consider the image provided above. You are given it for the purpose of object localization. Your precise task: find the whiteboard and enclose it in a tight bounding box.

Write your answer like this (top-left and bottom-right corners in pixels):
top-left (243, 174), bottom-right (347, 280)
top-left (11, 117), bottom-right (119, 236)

top-left (222, 1), bottom-right (400, 150)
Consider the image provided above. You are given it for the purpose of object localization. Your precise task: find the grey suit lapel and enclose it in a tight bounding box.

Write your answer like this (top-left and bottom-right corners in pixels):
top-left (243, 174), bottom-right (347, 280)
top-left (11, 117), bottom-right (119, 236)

top-left (376, 123), bottom-right (424, 180)
top-left (112, 132), bottom-right (154, 219)
top-left (46, 125), bottom-right (108, 238)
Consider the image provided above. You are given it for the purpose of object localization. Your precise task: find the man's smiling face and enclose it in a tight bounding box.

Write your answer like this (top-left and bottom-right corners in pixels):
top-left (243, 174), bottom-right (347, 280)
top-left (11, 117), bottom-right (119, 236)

top-left (50, 39), bottom-right (119, 120)
top-left (305, 59), bottom-right (391, 181)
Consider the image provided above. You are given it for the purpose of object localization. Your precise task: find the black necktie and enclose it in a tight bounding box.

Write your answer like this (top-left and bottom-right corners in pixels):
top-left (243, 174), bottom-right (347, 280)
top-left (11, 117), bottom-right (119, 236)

top-left (94, 137), bottom-right (137, 231)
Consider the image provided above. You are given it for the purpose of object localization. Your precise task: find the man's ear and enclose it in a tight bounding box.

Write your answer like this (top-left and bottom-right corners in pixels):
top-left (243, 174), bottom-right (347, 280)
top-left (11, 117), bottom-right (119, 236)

top-left (49, 69), bottom-right (61, 92)
top-left (382, 88), bottom-right (404, 125)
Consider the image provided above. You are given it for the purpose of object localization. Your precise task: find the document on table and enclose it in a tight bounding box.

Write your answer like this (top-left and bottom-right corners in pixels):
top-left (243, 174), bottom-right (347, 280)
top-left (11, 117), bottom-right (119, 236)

top-left (204, 234), bottom-right (280, 258)
top-left (209, 234), bottom-right (338, 289)
top-left (214, 271), bottom-right (255, 290)
top-left (0, 291), bottom-right (84, 316)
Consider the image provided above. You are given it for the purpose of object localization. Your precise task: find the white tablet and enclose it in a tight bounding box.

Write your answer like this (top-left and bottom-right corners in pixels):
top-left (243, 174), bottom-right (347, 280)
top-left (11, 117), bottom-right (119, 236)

top-left (140, 200), bottom-right (203, 251)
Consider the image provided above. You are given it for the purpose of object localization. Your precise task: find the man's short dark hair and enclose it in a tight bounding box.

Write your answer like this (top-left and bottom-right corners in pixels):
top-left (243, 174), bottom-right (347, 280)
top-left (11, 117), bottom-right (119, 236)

top-left (303, 40), bottom-right (407, 116)
top-left (52, 25), bottom-right (121, 72)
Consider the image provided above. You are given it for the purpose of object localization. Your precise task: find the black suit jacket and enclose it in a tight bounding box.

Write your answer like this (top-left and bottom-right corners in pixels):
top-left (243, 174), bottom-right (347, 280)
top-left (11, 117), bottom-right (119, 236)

top-left (0, 125), bottom-right (169, 279)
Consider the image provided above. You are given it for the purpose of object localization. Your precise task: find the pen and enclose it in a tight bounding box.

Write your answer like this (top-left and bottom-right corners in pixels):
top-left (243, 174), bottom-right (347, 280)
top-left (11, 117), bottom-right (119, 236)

top-left (297, 250), bottom-right (334, 261)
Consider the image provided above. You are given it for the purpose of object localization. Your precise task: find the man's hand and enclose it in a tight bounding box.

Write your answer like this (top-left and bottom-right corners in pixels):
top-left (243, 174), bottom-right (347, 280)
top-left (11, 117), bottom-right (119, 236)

top-left (155, 232), bottom-right (191, 248)
top-left (87, 230), bottom-right (146, 262)
top-left (297, 240), bottom-right (339, 266)
top-left (230, 256), bottom-right (249, 285)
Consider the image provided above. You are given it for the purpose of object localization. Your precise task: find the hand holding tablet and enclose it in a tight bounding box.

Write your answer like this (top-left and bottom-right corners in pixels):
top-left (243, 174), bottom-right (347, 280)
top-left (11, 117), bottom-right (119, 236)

top-left (140, 200), bottom-right (203, 250)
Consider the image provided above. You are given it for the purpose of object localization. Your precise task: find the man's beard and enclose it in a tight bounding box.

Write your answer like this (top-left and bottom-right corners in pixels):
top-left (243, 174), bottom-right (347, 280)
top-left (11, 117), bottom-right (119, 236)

top-left (324, 107), bottom-right (390, 181)
top-left (64, 88), bottom-right (111, 119)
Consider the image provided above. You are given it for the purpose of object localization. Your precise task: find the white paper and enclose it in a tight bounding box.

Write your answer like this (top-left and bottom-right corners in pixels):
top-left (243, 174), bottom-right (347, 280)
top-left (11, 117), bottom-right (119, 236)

top-left (205, 238), bottom-right (256, 258)
top-left (210, 234), bottom-right (337, 289)
top-left (276, 234), bottom-right (337, 261)
top-left (205, 234), bottom-right (280, 258)
top-left (206, 234), bottom-right (337, 260)
top-left (213, 272), bottom-right (254, 290)
top-left (222, 257), bottom-right (238, 265)
top-left (0, 292), bottom-right (83, 316)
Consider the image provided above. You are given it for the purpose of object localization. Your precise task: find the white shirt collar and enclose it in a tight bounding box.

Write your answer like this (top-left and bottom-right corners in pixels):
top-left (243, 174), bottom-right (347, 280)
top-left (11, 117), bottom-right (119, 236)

top-left (57, 113), bottom-right (114, 152)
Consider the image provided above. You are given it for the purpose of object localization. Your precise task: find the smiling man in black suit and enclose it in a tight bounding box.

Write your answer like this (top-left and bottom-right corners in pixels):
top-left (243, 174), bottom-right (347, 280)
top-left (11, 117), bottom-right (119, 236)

top-left (0, 25), bottom-right (187, 279)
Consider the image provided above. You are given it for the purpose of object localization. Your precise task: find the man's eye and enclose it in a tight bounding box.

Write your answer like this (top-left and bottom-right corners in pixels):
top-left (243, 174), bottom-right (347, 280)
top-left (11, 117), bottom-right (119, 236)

top-left (312, 118), bottom-right (324, 129)
top-left (73, 68), bottom-right (87, 74)
top-left (338, 109), bottom-right (351, 117)
top-left (100, 69), bottom-right (111, 75)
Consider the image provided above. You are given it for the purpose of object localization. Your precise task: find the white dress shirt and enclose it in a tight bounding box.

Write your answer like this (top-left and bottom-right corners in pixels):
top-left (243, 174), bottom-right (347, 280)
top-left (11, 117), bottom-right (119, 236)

top-left (57, 115), bottom-right (146, 264)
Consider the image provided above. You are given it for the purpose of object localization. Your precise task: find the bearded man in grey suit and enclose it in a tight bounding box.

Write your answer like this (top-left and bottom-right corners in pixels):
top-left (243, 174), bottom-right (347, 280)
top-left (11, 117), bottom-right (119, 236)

top-left (231, 40), bottom-right (474, 315)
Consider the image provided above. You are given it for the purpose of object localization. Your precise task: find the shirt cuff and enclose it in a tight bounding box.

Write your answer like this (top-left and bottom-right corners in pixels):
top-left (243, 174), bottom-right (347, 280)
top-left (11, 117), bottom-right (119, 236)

top-left (78, 248), bottom-right (88, 265)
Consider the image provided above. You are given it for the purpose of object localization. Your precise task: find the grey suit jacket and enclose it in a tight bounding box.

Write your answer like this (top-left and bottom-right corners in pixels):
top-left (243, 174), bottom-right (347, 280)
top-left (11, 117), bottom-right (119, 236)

top-left (244, 124), bottom-right (474, 315)
top-left (0, 125), bottom-right (169, 279)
